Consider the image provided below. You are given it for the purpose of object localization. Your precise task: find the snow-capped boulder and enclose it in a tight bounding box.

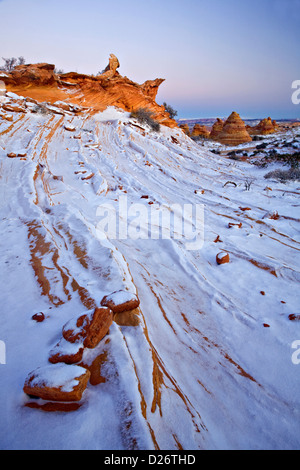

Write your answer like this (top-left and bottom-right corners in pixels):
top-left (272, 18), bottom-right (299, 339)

top-left (101, 290), bottom-right (140, 313)
top-left (23, 364), bottom-right (90, 401)
top-left (62, 307), bottom-right (113, 348)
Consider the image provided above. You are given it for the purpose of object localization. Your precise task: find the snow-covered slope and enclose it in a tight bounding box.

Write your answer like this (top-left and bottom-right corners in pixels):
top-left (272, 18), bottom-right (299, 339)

top-left (0, 98), bottom-right (299, 450)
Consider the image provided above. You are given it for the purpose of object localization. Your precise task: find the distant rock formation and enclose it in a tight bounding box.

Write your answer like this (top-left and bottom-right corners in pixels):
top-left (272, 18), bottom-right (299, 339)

top-left (216, 112), bottom-right (252, 145)
top-left (179, 123), bottom-right (190, 136)
top-left (1, 55), bottom-right (177, 128)
top-left (209, 118), bottom-right (224, 141)
top-left (249, 117), bottom-right (277, 135)
top-left (191, 123), bottom-right (210, 138)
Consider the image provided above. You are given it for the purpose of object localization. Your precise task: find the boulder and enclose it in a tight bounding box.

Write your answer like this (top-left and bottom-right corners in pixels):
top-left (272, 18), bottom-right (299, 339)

top-left (23, 364), bottom-right (90, 401)
top-left (101, 290), bottom-right (140, 313)
top-left (216, 112), bottom-right (252, 145)
top-left (216, 252), bottom-right (230, 265)
top-left (49, 338), bottom-right (84, 364)
top-left (64, 124), bottom-right (76, 132)
top-left (62, 307), bottom-right (113, 348)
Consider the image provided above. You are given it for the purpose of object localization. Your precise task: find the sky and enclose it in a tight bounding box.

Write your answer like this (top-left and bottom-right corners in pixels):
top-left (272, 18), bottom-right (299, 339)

top-left (0, 0), bottom-right (299, 119)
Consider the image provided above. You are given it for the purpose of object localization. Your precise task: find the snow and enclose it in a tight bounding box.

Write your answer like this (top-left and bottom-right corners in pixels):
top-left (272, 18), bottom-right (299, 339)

top-left (49, 337), bottom-right (83, 356)
top-left (94, 107), bottom-right (130, 123)
top-left (103, 290), bottom-right (137, 305)
top-left (6, 91), bottom-right (24, 100)
top-left (0, 99), bottom-right (299, 450)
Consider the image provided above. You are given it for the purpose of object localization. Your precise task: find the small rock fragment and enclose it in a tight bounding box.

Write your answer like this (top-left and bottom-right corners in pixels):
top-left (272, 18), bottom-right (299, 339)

top-left (216, 252), bottom-right (230, 265)
top-left (32, 312), bottom-right (45, 322)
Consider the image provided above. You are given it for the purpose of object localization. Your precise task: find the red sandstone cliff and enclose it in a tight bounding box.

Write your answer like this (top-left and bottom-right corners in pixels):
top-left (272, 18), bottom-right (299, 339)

top-left (1, 55), bottom-right (177, 128)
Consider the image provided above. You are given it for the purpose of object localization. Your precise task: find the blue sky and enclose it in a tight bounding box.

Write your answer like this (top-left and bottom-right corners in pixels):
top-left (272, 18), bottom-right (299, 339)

top-left (0, 0), bottom-right (299, 119)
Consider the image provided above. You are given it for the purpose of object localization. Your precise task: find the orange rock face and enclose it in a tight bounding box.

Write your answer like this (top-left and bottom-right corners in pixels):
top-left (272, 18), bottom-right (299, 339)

top-left (209, 118), bottom-right (224, 140)
top-left (216, 112), bottom-right (252, 145)
top-left (5, 63), bottom-right (57, 87)
top-left (1, 56), bottom-right (177, 128)
top-left (191, 123), bottom-right (210, 138)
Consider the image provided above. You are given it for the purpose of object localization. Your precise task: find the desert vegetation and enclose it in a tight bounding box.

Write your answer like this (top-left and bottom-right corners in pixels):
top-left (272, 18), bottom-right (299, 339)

top-left (1, 56), bottom-right (25, 71)
top-left (162, 102), bottom-right (178, 120)
top-left (130, 108), bottom-right (160, 132)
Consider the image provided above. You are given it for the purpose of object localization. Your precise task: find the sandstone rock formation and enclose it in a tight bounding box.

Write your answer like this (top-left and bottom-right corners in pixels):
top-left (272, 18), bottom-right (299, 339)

top-left (101, 290), bottom-right (140, 313)
top-left (23, 364), bottom-right (90, 401)
top-left (179, 123), bottom-right (190, 136)
top-left (4, 63), bottom-right (57, 87)
top-left (249, 117), bottom-right (277, 135)
top-left (1, 55), bottom-right (177, 128)
top-left (216, 112), bottom-right (252, 145)
top-left (209, 118), bottom-right (224, 140)
top-left (191, 123), bottom-right (210, 138)
top-left (101, 53), bottom-right (120, 79)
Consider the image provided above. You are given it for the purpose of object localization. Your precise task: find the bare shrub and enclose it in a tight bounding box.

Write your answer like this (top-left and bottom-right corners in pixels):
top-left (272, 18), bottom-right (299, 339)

top-left (162, 102), bottom-right (178, 120)
top-left (31, 104), bottom-right (51, 115)
top-left (1, 56), bottom-right (26, 71)
top-left (130, 108), bottom-right (160, 132)
top-left (264, 168), bottom-right (300, 182)
top-left (244, 178), bottom-right (255, 190)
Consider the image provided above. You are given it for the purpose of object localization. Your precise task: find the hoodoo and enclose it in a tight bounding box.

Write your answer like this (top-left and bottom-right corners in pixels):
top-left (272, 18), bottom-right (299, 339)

top-left (216, 111), bottom-right (252, 145)
top-left (209, 118), bottom-right (224, 140)
top-left (249, 117), bottom-right (277, 135)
